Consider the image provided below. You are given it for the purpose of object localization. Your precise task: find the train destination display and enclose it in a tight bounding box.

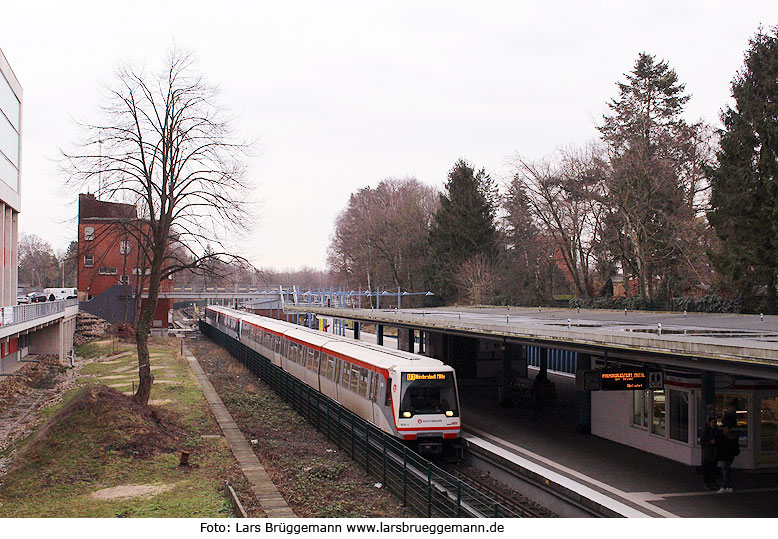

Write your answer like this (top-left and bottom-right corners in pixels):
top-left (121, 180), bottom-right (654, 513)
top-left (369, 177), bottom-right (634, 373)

top-left (580, 369), bottom-right (664, 391)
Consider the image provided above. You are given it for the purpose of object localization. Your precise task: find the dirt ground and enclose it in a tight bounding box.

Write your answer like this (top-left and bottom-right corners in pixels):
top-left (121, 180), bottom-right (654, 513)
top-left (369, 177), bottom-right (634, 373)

top-left (186, 335), bottom-right (416, 518)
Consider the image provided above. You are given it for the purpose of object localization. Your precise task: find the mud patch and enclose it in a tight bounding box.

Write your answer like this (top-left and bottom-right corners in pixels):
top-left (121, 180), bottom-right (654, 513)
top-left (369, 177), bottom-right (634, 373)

top-left (20, 385), bottom-right (184, 462)
top-left (91, 483), bottom-right (176, 500)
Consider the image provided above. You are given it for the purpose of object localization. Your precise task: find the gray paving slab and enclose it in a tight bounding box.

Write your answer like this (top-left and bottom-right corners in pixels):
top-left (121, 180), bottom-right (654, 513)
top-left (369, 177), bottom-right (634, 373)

top-left (182, 342), bottom-right (296, 518)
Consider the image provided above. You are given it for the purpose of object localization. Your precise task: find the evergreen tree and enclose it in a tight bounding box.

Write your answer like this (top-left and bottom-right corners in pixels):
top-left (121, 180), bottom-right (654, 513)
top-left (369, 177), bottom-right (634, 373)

top-left (497, 178), bottom-right (549, 304)
top-left (427, 159), bottom-right (498, 303)
top-left (598, 53), bottom-right (703, 300)
top-left (708, 26), bottom-right (778, 313)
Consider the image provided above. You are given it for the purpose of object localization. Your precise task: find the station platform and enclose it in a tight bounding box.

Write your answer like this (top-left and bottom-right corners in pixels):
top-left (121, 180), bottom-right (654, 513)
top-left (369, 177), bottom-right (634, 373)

top-left (459, 370), bottom-right (778, 518)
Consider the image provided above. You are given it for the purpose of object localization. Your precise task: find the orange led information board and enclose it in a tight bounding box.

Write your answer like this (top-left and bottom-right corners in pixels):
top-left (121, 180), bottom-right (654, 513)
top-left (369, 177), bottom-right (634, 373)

top-left (581, 369), bottom-right (664, 391)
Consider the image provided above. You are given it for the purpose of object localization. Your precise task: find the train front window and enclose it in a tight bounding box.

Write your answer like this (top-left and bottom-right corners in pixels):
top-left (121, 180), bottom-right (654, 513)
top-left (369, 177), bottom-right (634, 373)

top-left (399, 372), bottom-right (457, 418)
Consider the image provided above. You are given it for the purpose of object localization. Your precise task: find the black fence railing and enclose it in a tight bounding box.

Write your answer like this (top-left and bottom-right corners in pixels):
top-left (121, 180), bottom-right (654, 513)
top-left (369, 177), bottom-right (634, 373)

top-left (200, 320), bottom-right (521, 518)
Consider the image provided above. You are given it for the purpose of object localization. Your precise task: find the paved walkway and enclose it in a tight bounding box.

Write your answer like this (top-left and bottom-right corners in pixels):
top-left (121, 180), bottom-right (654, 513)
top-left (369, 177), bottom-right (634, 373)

top-left (183, 342), bottom-right (296, 518)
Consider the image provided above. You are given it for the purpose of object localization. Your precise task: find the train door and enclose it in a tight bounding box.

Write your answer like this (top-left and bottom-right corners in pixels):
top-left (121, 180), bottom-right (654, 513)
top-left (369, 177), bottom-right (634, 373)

top-left (369, 371), bottom-right (381, 426)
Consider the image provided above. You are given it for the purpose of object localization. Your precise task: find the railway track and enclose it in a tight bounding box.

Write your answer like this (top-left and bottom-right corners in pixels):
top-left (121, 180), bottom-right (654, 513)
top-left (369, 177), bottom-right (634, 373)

top-left (458, 432), bottom-right (633, 517)
top-left (439, 458), bottom-right (554, 517)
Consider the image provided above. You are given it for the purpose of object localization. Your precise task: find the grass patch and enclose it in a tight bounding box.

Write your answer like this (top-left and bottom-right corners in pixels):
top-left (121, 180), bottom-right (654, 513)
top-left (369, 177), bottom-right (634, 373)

top-left (190, 337), bottom-right (414, 518)
top-left (0, 337), bottom-right (247, 518)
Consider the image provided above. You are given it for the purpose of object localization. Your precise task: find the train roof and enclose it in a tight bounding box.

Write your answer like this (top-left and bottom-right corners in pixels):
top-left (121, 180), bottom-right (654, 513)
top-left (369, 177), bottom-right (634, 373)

top-left (206, 305), bottom-right (452, 372)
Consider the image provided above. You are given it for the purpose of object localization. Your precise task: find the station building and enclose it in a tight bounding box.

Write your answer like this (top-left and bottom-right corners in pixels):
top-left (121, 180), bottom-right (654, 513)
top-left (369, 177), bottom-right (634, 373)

top-left (287, 304), bottom-right (778, 471)
top-left (0, 48), bottom-right (76, 374)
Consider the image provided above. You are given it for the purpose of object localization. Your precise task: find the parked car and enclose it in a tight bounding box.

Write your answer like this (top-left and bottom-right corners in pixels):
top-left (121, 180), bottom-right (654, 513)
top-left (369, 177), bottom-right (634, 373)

top-left (27, 292), bottom-right (47, 303)
top-left (17, 295), bottom-right (29, 305)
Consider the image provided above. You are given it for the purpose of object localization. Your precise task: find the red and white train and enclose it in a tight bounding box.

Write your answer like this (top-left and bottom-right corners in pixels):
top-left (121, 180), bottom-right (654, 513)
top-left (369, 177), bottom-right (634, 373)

top-left (205, 306), bottom-right (461, 452)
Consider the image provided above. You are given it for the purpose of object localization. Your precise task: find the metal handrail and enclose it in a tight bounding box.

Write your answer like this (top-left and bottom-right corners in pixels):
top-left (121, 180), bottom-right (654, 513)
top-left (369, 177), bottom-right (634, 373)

top-left (1, 298), bottom-right (78, 328)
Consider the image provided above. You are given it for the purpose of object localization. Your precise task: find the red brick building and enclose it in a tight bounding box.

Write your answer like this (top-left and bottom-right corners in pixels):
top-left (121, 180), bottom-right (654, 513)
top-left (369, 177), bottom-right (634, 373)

top-left (77, 193), bottom-right (173, 329)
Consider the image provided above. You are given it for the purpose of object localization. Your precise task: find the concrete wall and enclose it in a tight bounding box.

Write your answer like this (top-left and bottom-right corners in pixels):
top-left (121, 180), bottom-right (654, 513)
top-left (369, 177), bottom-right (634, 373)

top-left (27, 312), bottom-right (76, 359)
top-left (591, 389), bottom-right (699, 466)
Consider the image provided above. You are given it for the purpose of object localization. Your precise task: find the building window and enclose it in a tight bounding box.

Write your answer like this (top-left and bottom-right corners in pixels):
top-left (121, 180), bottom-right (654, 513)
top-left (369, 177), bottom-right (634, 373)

top-left (84, 227), bottom-right (94, 241)
top-left (759, 397), bottom-right (778, 465)
top-left (98, 267), bottom-right (118, 275)
top-left (716, 393), bottom-right (749, 446)
top-left (669, 389), bottom-right (689, 443)
top-left (119, 240), bottom-right (130, 254)
top-left (84, 254), bottom-right (94, 267)
top-left (632, 390), bottom-right (649, 428)
top-left (651, 390), bottom-right (666, 436)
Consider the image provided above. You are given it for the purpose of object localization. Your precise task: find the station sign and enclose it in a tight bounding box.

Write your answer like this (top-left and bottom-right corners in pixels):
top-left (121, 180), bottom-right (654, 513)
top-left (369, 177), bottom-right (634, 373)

top-left (580, 369), bottom-right (664, 391)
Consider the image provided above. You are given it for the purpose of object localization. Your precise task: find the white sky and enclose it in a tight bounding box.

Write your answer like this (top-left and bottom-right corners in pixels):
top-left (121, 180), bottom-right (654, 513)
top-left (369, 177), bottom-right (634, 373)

top-left (2, 1), bottom-right (775, 270)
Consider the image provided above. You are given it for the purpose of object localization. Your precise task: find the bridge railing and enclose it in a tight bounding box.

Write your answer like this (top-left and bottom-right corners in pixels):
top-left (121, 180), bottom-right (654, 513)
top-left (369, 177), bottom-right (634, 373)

top-left (1, 298), bottom-right (78, 329)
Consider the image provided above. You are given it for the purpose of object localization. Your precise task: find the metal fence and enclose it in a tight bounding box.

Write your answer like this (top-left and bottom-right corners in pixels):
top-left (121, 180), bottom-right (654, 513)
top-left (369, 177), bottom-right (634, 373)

top-left (1, 298), bottom-right (78, 328)
top-left (200, 321), bottom-right (521, 518)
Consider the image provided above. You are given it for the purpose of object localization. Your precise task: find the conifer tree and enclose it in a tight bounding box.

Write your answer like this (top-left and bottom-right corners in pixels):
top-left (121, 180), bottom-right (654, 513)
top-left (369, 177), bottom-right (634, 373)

top-left (427, 159), bottom-right (498, 303)
top-left (599, 53), bottom-right (702, 300)
top-left (708, 26), bottom-right (778, 313)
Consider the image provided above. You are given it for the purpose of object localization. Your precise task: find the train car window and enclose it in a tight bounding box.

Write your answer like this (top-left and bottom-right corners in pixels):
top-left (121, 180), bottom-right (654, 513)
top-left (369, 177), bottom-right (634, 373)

top-left (341, 361), bottom-right (350, 387)
top-left (350, 365), bottom-right (360, 393)
top-left (307, 348), bottom-right (315, 370)
top-left (358, 368), bottom-right (368, 397)
top-left (326, 356), bottom-right (335, 380)
top-left (275, 336), bottom-right (281, 353)
top-left (312, 350), bottom-right (320, 372)
top-left (369, 373), bottom-right (379, 402)
top-left (399, 372), bottom-right (458, 418)
top-left (384, 377), bottom-right (392, 406)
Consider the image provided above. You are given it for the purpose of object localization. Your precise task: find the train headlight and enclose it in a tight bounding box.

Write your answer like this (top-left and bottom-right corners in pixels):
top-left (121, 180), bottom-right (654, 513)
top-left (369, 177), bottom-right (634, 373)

top-left (402, 411), bottom-right (412, 418)
top-left (445, 410), bottom-right (454, 417)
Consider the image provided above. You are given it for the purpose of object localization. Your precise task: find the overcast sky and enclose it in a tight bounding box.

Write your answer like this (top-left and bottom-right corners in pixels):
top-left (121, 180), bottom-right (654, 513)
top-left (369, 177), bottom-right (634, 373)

top-left (2, 1), bottom-right (775, 271)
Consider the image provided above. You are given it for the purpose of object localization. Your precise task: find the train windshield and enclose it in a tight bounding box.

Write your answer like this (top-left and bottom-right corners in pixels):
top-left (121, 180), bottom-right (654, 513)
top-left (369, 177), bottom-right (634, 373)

top-left (399, 372), bottom-right (458, 418)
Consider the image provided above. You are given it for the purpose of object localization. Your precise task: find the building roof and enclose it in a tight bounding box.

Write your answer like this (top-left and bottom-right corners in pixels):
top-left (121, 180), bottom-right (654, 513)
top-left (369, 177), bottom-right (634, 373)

top-left (79, 193), bottom-right (136, 221)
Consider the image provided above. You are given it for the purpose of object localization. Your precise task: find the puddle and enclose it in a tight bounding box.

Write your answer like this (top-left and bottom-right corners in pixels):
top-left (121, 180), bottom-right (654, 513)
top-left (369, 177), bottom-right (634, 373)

top-left (622, 328), bottom-right (778, 338)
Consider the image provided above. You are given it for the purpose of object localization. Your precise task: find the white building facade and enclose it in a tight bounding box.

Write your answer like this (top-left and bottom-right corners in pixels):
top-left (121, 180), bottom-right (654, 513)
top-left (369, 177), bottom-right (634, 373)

top-left (0, 48), bottom-right (76, 375)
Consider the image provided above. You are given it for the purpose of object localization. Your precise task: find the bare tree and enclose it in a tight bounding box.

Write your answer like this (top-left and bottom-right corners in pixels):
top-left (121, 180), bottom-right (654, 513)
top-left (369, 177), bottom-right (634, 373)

top-left (510, 144), bottom-right (607, 299)
top-left (19, 233), bottom-right (60, 289)
top-left (63, 49), bottom-right (252, 405)
top-left (327, 178), bottom-right (439, 301)
top-left (455, 254), bottom-right (496, 305)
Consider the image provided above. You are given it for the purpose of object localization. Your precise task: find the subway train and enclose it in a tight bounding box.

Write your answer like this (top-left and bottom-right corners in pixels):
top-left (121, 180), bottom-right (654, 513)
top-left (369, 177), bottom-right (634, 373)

top-left (204, 306), bottom-right (461, 452)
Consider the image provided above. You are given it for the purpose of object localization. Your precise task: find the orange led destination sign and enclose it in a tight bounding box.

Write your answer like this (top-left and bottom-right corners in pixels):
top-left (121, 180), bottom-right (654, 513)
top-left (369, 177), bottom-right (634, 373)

top-left (581, 369), bottom-right (664, 391)
top-left (405, 373), bottom-right (449, 382)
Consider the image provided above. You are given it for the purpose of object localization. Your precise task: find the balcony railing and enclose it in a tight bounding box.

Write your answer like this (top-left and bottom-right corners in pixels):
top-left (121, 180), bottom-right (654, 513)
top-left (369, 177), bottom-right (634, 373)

top-left (1, 298), bottom-right (78, 329)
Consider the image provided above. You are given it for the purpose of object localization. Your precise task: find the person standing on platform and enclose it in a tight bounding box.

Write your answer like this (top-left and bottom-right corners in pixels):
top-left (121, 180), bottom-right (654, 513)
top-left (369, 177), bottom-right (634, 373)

top-left (701, 416), bottom-right (721, 490)
top-left (717, 425), bottom-right (740, 493)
